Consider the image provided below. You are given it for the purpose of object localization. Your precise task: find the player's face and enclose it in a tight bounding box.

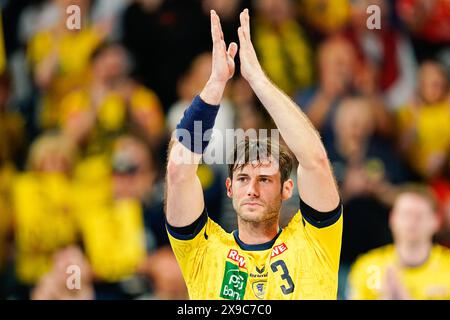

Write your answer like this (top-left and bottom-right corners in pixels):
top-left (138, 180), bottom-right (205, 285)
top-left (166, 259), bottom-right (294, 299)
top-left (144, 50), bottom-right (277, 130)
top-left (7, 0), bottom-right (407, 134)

top-left (226, 161), bottom-right (293, 223)
top-left (390, 194), bottom-right (439, 244)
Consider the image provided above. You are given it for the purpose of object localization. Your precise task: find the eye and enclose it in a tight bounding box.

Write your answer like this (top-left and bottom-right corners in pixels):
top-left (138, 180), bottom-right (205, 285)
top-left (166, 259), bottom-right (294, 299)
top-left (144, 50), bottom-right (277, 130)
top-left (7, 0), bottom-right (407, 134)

top-left (237, 177), bottom-right (248, 182)
top-left (260, 177), bottom-right (270, 183)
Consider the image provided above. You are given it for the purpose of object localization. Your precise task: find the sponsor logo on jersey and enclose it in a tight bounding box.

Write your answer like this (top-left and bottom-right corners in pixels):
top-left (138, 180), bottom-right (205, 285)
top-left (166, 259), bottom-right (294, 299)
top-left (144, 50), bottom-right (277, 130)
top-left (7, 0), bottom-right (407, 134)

top-left (227, 249), bottom-right (247, 269)
top-left (250, 265), bottom-right (268, 279)
top-left (252, 281), bottom-right (267, 299)
top-left (270, 243), bottom-right (288, 259)
top-left (256, 265), bottom-right (265, 274)
top-left (220, 261), bottom-right (248, 300)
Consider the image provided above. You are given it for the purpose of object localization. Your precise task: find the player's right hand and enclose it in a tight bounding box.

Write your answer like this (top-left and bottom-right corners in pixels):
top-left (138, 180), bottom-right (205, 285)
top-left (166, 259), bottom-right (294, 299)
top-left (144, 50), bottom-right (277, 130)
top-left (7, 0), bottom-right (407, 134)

top-left (209, 10), bottom-right (238, 84)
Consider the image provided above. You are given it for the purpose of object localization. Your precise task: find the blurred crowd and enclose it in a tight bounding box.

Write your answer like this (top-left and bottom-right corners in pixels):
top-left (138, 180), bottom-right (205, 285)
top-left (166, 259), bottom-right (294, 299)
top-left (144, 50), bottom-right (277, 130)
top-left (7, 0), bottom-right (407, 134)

top-left (0, 0), bottom-right (449, 300)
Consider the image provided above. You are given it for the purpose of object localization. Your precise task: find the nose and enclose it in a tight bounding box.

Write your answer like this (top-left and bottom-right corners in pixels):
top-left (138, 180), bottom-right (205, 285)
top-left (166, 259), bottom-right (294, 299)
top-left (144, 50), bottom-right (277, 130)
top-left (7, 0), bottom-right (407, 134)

top-left (246, 179), bottom-right (260, 198)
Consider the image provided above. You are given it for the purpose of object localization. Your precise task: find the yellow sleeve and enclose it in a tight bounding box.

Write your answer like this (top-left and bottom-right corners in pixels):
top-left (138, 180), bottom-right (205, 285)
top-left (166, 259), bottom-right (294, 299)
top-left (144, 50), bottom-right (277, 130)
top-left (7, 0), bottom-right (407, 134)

top-left (166, 210), bottom-right (212, 286)
top-left (27, 31), bottom-right (52, 67)
top-left (292, 199), bottom-right (343, 273)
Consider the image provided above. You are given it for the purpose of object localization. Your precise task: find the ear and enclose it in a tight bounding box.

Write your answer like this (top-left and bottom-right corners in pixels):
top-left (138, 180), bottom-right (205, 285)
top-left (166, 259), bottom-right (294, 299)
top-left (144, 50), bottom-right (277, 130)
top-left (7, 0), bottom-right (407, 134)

top-left (430, 212), bottom-right (441, 233)
top-left (281, 179), bottom-right (294, 201)
top-left (388, 210), bottom-right (395, 230)
top-left (226, 177), bottom-right (233, 198)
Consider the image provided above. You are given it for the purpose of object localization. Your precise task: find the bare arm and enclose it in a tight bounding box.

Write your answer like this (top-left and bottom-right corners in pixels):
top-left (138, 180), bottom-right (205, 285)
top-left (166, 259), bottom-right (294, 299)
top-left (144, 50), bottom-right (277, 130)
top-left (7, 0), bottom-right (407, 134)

top-left (238, 9), bottom-right (339, 212)
top-left (34, 50), bottom-right (59, 90)
top-left (165, 10), bottom-right (237, 227)
top-left (305, 91), bottom-right (335, 130)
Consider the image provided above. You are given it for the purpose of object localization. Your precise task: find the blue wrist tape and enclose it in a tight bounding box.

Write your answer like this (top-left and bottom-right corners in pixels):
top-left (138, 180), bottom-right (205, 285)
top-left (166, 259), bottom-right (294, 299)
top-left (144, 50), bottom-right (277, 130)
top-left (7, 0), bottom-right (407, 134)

top-left (175, 95), bottom-right (220, 154)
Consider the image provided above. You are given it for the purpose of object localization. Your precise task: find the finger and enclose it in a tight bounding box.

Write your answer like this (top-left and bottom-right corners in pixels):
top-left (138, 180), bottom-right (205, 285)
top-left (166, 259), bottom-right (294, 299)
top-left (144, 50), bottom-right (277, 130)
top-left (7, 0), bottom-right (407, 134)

top-left (210, 10), bottom-right (220, 45)
top-left (244, 8), bottom-right (251, 38)
top-left (239, 11), bottom-right (246, 40)
top-left (221, 39), bottom-right (227, 53)
top-left (238, 26), bottom-right (246, 48)
top-left (227, 42), bottom-right (238, 59)
top-left (214, 10), bottom-right (225, 41)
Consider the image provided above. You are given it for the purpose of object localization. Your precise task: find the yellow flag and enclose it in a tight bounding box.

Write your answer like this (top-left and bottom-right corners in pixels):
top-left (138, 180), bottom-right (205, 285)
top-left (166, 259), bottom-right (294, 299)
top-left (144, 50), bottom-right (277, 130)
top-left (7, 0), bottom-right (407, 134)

top-left (0, 11), bottom-right (6, 74)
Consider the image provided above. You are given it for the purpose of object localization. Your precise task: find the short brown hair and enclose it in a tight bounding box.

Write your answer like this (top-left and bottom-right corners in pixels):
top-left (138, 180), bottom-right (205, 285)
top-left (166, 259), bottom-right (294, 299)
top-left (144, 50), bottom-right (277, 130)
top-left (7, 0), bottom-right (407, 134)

top-left (227, 137), bottom-right (293, 184)
top-left (396, 183), bottom-right (438, 213)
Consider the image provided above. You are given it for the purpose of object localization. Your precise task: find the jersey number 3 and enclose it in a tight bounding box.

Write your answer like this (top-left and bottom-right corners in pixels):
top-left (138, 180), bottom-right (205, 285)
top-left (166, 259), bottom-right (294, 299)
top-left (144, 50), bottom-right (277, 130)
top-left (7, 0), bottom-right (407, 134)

top-left (271, 260), bottom-right (295, 295)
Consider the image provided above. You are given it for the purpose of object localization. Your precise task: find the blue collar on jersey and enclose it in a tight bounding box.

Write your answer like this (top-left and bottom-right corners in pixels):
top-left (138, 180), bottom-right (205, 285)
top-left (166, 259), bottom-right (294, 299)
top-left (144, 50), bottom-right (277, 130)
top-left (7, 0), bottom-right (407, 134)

top-left (233, 228), bottom-right (283, 251)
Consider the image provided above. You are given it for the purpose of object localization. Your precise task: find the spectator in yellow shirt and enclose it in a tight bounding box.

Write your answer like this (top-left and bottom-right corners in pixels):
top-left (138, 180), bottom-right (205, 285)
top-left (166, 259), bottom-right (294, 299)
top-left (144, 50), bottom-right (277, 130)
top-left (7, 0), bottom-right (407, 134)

top-left (348, 186), bottom-right (450, 299)
top-left (59, 42), bottom-right (165, 158)
top-left (397, 60), bottom-right (450, 180)
top-left (72, 135), bottom-right (154, 299)
top-left (11, 133), bottom-right (78, 299)
top-left (252, 0), bottom-right (313, 96)
top-left (27, 0), bottom-right (112, 129)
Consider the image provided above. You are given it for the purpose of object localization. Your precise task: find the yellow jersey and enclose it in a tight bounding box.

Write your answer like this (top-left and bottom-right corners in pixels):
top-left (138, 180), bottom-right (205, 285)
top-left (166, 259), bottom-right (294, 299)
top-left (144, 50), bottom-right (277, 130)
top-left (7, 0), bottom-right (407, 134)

top-left (167, 199), bottom-right (342, 300)
top-left (12, 172), bottom-right (78, 284)
top-left (72, 158), bottom-right (147, 283)
top-left (348, 244), bottom-right (450, 300)
top-left (253, 18), bottom-right (313, 96)
top-left (396, 101), bottom-right (450, 178)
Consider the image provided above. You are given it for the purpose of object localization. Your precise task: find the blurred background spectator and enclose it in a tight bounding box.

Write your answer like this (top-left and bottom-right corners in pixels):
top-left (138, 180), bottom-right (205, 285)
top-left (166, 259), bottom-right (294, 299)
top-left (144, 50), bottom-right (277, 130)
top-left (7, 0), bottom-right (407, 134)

top-left (295, 35), bottom-right (393, 146)
top-left (396, 60), bottom-right (450, 181)
top-left (298, 0), bottom-right (350, 41)
top-left (25, 0), bottom-right (113, 131)
top-left (396, 0), bottom-right (450, 64)
top-left (343, 0), bottom-right (417, 109)
top-left (253, 0), bottom-right (313, 96)
top-left (329, 96), bottom-right (408, 298)
top-left (59, 42), bottom-right (165, 156)
top-left (121, 0), bottom-right (209, 111)
top-left (0, 0), bottom-right (449, 300)
top-left (71, 134), bottom-right (186, 299)
top-left (11, 133), bottom-right (78, 299)
top-left (31, 246), bottom-right (94, 300)
top-left (347, 187), bottom-right (450, 299)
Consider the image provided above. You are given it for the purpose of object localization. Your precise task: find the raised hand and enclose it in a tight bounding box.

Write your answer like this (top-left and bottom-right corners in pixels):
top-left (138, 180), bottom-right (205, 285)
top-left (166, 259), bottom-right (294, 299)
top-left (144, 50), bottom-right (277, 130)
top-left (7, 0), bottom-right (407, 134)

top-left (210, 10), bottom-right (238, 84)
top-left (237, 9), bottom-right (265, 85)
top-left (200, 10), bottom-right (237, 104)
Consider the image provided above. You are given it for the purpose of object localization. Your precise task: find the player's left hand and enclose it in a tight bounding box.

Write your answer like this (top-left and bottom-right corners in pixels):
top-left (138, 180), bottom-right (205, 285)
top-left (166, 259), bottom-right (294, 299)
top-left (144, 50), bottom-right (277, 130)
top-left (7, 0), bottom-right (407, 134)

top-left (238, 9), bottom-right (265, 85)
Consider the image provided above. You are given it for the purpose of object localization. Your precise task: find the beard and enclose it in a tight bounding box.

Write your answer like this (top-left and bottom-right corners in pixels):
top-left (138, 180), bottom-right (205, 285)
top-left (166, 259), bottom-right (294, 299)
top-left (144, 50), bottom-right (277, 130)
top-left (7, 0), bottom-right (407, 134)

top-left (233, 197), bottom-right (282, 224)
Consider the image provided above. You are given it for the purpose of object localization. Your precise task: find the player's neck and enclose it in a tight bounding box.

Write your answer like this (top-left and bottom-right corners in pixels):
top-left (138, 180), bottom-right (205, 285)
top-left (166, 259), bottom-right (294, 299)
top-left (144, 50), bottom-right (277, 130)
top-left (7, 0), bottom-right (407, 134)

top-left (395, 241), bottom-right (433, 268)
top-left (236, 217), bottom-right (280, 245)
